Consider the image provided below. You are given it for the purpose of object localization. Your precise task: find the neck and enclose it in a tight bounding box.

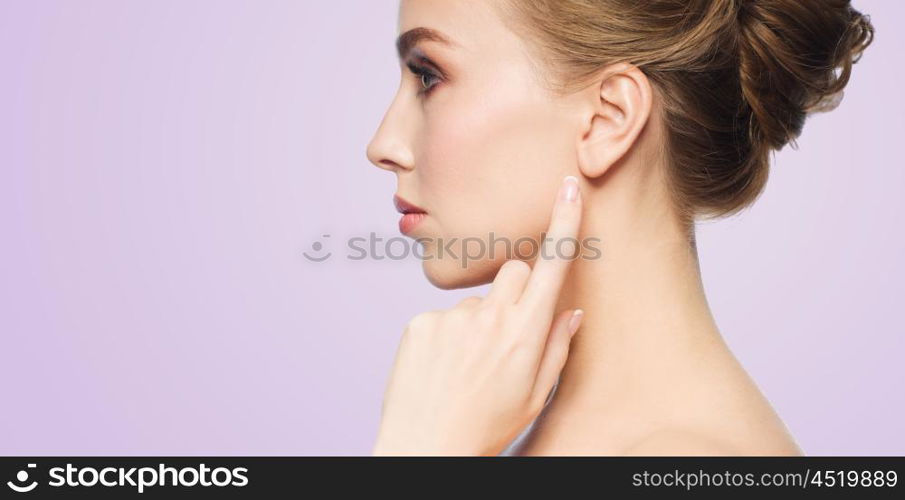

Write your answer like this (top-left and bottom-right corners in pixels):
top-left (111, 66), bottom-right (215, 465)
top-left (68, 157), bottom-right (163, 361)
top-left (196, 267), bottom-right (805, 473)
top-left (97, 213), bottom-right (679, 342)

top-left (549, 176), bottom-right (728, 414)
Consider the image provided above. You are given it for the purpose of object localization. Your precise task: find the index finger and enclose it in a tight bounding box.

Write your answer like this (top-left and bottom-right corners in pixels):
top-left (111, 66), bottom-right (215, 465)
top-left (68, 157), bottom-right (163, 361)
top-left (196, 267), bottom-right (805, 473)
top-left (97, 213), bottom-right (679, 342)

top-left (517, 175), bottom-right (582, 314)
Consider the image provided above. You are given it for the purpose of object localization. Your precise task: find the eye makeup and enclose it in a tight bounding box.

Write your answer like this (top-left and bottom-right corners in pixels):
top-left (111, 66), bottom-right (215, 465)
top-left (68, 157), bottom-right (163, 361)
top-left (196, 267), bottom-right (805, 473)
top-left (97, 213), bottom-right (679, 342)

top-left (405, 51), bottom-right (447, 96)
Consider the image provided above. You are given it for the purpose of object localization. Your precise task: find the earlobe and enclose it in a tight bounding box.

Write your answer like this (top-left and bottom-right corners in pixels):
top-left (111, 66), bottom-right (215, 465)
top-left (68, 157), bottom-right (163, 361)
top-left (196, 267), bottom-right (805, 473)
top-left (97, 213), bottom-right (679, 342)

top-left (576, 64), bottom-right (652, 180)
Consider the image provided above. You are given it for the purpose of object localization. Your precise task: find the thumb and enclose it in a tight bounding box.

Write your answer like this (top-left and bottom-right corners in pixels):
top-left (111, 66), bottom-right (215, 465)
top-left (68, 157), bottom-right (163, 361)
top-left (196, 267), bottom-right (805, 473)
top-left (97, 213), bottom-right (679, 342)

top-left (530, 308), bottom-right (583, 410)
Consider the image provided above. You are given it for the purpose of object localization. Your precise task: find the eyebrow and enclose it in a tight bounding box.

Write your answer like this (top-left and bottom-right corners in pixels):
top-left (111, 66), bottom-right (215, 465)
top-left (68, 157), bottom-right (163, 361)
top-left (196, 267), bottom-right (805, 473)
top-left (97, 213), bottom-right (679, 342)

top-left (396, 27), bottom-right (456, 60)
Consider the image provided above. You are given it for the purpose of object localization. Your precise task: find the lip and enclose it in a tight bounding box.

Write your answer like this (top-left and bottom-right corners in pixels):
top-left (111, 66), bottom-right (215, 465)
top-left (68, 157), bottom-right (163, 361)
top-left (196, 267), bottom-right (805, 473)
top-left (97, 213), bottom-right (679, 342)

top-left (393, 194), bottom-right (427, 215)
top-left (393, 194), bottom-right (427, 235)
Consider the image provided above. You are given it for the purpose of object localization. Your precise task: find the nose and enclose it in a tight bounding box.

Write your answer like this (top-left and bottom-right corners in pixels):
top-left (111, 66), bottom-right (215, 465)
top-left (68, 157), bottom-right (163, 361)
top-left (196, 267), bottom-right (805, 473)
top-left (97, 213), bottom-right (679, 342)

top-left (366, 91), bottom-right (415, 173)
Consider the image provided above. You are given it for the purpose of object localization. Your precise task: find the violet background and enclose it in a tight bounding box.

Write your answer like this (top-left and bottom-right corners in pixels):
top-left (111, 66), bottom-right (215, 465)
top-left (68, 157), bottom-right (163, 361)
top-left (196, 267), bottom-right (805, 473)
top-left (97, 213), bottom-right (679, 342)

top-left (1, 1), bottom-right (901, 455)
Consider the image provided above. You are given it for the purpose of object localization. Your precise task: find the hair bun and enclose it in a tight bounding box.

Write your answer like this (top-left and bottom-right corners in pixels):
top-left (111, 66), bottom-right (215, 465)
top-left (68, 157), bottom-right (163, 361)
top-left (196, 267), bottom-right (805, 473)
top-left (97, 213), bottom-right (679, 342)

top-left (736, 0), bottom-right (874, 150)
top-left (505, 0), bottom-right (875, 220)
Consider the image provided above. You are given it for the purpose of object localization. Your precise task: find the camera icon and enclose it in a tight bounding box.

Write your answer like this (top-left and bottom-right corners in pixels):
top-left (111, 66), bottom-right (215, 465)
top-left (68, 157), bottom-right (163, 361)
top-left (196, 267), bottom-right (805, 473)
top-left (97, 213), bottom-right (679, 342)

top-left (7, 464), bottom-right (38, 493)
top-left (303, 234), bottom-right (332, 262)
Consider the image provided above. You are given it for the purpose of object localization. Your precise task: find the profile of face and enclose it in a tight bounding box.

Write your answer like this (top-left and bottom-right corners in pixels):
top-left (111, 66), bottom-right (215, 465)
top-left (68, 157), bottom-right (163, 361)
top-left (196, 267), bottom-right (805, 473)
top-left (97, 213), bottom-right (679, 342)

top-left (366, 0), bottom-right (585, 290)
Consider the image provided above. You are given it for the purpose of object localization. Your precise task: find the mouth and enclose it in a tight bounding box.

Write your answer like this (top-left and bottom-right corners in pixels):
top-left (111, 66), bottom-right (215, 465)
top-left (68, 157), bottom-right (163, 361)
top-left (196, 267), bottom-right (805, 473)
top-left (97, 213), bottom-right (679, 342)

top-left (393, 194), bottom-right (427, 235)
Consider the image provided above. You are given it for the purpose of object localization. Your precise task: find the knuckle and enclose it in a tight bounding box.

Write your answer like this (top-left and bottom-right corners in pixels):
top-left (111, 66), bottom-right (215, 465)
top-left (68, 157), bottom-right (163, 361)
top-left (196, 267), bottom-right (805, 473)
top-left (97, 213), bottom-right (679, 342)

top-left (456, 295), bottom-right (483, 308)
top-left (504, 258), bottom-right (529, 271)
top-left (502, 259), bottom-right (531, 277)
top-left (405, 311), bottom-right (437, 333)
top-left (446, 306), bottom-right (472, 323)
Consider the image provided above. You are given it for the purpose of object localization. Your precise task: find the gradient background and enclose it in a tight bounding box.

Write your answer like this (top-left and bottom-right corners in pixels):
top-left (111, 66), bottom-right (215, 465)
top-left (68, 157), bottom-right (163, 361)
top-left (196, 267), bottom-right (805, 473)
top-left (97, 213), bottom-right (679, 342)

top-left (1, 1), bottom-right (901, 455)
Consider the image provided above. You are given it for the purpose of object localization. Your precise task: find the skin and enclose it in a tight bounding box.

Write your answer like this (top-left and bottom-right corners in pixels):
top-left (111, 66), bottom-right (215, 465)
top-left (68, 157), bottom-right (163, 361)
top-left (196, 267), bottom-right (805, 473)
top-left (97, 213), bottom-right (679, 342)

top-left (367, 0), bottom-right (802, 456)
top-left (373, 177), bottom-right (585, 455)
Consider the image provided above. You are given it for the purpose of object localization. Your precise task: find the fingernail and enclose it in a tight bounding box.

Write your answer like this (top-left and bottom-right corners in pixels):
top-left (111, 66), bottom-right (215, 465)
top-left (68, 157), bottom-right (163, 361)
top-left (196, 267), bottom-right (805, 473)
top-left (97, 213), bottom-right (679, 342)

top-left (568, 309), bottom-right (584, 337)
top-left (560, 175), bottom-right (579, 203)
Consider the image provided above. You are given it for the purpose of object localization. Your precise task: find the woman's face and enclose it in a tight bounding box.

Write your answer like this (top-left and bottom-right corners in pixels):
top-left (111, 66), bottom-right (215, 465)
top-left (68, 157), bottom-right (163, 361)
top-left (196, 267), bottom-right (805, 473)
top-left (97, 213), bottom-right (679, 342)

top-left (367, 0), bottom-right (580, 289)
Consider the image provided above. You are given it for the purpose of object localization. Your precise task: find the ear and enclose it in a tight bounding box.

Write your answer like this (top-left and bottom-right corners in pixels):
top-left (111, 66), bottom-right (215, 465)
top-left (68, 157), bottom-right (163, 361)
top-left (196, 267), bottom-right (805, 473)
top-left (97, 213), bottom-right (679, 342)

top-left (576, 63), bottom-right (653, 179)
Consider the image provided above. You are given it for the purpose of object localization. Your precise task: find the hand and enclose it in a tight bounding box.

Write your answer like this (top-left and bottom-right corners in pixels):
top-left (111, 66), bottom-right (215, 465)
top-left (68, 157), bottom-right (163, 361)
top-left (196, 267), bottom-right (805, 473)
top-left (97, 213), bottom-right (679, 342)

top-left (373, 175), bottom-right (585, 456)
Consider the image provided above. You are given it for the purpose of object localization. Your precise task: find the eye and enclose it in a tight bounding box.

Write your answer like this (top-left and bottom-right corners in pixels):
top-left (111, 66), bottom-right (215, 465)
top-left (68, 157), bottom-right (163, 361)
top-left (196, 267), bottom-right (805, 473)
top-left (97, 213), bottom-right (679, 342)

top-left (406, 62), bottom-right (442, 96)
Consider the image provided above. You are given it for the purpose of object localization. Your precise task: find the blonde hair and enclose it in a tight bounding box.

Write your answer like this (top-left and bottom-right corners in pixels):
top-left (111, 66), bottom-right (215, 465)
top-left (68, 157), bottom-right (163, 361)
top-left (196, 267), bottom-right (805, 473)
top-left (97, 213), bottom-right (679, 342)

top-left (501, 0), bottom-right (874, 223)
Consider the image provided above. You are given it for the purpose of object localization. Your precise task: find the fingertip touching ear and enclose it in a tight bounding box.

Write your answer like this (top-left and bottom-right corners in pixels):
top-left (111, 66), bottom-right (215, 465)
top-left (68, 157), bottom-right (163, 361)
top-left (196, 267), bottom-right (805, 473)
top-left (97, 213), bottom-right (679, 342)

top-left (576, 63), bottom-right (653, 179)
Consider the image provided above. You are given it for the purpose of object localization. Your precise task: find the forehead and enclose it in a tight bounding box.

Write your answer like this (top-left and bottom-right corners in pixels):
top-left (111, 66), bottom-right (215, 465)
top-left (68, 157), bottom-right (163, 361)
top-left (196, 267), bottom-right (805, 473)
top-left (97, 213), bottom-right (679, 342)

top-left (397, 0), bottom-right (516, 56)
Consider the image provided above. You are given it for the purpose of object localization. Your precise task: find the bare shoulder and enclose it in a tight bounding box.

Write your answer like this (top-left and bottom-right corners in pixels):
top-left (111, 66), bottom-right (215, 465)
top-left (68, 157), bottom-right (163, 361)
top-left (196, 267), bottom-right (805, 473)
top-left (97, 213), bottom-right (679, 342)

top-left (623, 426), bottom-right (803, 456)
top-left (623, 428), bottom-right (741, 456)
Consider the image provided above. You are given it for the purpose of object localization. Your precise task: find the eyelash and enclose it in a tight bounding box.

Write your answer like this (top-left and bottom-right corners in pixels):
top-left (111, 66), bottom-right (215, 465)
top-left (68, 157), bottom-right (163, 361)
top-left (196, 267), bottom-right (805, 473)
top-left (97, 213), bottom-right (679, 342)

top-left (406, 61), bottom-right (442, 97)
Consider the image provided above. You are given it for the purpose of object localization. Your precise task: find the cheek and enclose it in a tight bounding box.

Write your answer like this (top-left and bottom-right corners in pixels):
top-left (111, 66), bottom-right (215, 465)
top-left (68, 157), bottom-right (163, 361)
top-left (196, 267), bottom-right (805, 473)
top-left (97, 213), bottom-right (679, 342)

top-left (418, 86), bottom-right (574, 241)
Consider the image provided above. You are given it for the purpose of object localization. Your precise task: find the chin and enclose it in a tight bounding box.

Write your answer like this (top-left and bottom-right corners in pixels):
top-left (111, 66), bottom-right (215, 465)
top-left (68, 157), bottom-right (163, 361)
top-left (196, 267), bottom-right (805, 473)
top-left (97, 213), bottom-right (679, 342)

top-left (421, 256), bottom-right (504, 290)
